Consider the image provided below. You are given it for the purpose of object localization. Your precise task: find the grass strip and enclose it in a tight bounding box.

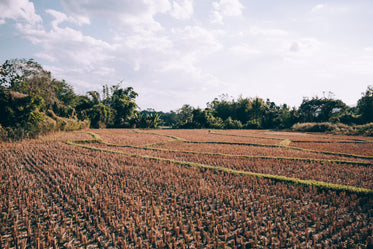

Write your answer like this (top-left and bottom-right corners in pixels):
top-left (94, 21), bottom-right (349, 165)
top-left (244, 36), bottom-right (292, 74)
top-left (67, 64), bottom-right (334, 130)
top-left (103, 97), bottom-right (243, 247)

top-left (66, 138), bottom-right (373, 196)
top-left (133, 129), bottom-right (186, 141)
top-left (87, 132), bottom-right (103, 141)
top-left (186, 140), bottom-right (373, 160)
top-left (133, 129), bottom-right (373, 162)
top-left (209, 130), bottom-right (284, 140)
top-left (210, 130), bottom-right (373, 143)
top-left (291, 140), bottom-right (373, 144)
top-left (132, 129), bottom-right (187, 147)
top-left (87, 139), bottom-right (371, 167)
top-left (278, 139), bottom-right (292, 147)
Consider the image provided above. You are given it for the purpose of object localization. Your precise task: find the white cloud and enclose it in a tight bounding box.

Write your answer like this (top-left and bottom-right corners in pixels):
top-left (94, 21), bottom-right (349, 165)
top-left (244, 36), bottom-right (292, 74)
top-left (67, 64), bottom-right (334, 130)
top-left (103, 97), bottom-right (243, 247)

top-left (210, 0), bottom-right (243, 24)
top-left (171, 25), bottom-right (223, 55)
top-left (0, 0), bottom-right (42, 25)
top-left (133, 60), bottom-right (141, 72)
top-left (45, 9), bottom-right (68, 29)
top-left (60, 0), bottom-right (171, 32)
top-left (311, 4), bottom-right (325, 12)
top-left (310, 3), bottom-right (349, 15)
top-left (2, 0), bottom-right (371, 112)
top-left (45, 9), bottom-right (90, 28)
top-left (230, 44), bottom-right (261, 56)
top-left (365, 47), bottom-right (373, 52)
top-left (210, 11), bottom-right (224, 25)
top-left (286, 38), bottom-right (321, 55)
top-left (249, 26), bottom-right (288, 37)
top-left (122, 33), bottom-right (172, 52)
top-left (213, 0), bottom-right (243, 16)
top-left (170, 0), bottom-right (194, 20)
top-left (15, 9), bottom-right (116, 76)
top-left (336, 47), bottom-right (373, 75)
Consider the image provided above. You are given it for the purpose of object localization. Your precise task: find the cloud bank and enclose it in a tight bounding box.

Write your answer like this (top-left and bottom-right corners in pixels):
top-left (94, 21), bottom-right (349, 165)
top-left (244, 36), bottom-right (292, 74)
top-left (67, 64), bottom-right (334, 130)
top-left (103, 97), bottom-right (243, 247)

top-left (1, 0), bottom-right (373, 111)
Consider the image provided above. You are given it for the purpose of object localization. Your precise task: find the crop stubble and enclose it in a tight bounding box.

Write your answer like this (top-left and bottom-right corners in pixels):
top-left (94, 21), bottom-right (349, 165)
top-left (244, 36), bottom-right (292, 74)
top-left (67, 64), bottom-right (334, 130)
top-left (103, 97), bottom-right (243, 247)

top-left (0, 129), bottom-right (372, 248)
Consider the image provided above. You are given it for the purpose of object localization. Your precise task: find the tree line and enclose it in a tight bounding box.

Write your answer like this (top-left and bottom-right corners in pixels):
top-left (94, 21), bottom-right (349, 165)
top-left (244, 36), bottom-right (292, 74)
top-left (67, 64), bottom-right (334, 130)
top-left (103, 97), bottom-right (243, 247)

top-left (162, 89), bottom-right (372, 130)
top-left (0, 59), bottom-right (157, 140)
top-left (1, 58), bottom-right (372, 140)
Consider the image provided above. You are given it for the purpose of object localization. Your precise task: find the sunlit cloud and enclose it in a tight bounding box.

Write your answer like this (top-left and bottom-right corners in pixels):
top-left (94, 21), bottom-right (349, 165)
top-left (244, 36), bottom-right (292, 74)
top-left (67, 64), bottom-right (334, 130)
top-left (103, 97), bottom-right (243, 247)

top-left (210, 0), bottom-right (244, 24)
top-left (170, 0), bottom-right (194, 20)
top-left (0, 0), bottom-right (41, 25)
top-left (1, 0), bottom-right (372, 110)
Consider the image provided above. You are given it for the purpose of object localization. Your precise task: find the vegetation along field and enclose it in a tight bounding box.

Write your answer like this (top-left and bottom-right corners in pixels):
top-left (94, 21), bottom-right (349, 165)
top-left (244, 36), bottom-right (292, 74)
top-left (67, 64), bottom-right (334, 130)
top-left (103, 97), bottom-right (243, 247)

top-left (1, 129), bottom-right (373, 248)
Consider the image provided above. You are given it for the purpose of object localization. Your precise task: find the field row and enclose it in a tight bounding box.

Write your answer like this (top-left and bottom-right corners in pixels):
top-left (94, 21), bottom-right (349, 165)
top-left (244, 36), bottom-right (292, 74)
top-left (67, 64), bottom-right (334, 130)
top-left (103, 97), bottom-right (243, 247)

top-left (1, 138), bottom-right (373, 248)
top-left (78, 129), bottom-right (373, 192)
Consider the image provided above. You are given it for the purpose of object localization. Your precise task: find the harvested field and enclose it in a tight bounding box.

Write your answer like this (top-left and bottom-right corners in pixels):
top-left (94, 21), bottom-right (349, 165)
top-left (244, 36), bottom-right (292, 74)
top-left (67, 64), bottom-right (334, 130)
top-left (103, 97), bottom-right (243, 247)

top-left (1, 129), bottom-right (372, 248)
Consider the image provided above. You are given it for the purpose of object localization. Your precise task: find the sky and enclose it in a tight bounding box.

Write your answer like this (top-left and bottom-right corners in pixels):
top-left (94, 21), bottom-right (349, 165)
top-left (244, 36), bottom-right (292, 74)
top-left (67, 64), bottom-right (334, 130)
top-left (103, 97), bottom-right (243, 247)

top-left (1, 0), bottom-right (372, 112)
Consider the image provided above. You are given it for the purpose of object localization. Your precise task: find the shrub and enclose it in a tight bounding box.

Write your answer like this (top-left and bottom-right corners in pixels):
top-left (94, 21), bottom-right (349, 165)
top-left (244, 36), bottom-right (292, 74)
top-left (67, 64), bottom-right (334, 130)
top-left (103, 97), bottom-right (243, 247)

top-left (291, 122), bottom-right (355, 134)
top-left (291, 122), bottom-right (336, 132)
top-left (355, 123), bottom-right (373, 136)
top-left (223, 117), bottom-right (243, 129)
top-left (290, 122), bottom-right (373, 136)
top-left (47, 110), bottom-right (90, 131)
top-left (244, 120), bottom-right (261, 129)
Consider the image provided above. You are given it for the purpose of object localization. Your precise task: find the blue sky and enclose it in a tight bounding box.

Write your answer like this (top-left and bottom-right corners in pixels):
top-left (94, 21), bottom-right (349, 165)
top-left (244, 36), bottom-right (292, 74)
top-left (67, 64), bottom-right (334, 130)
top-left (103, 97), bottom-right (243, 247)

top-left (1, 0), bottom-right (372, 111)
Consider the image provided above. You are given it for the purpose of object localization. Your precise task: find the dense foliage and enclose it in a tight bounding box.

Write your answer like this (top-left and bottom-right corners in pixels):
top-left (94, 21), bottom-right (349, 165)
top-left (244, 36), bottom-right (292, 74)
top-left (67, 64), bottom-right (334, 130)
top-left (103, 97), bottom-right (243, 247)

top-left (1, 58), bottom-right (372, 140)
top-left (0, 59), bottom-right (90, 140)
top-left (0, 59), bottom-right (147, 140)
top-left (162, 91), bottom-right (372, 131)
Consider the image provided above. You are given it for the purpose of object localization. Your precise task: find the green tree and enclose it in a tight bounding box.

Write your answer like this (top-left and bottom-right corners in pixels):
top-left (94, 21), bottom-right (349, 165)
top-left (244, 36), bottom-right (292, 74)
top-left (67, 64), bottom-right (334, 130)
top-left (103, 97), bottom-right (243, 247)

top-left (235, 97), bottom-right (253, 124)
top-left (75, 95), bottom-right (94, 121)
top-left (223, 117), bottom-right (243, 129)
top-left (207, 94), bottom-right (234, 121)
top-left (88, 104), bottom-right (112, 129)
top-left (53, 79), bottom-right (77, 106)
top-left (132, 112), bottom-right (161, 128)
top-left (0, 59), bottom-right (61, 106)
top-left (74, 84), bottom-right (138, 128)
top-left (110, 85), bottom-right (138, 127)
top-left (298, 96), bottom-right (348, 123)
top-left (357, 86), bottom-right (373, 123)
top-left (0, 58), bottom-right (81, 114)
top-left (0, 59), bottom-right (46, 90)
top-left (87, 91), bottom-right (101, 105)
top-left (0, 90), bottom-right (46, 137)
top-left (175, 104), bottom-right (194, 126)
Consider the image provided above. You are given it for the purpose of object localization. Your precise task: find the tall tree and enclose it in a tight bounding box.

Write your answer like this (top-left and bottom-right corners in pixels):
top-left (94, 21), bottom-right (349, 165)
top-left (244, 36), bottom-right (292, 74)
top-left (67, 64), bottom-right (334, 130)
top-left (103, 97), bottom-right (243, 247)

top-left (357, 86), bottom-right (373, 123)
top-left (298, 97), bottom-right (348, 123)
top-left (109, 85), bottom-right (138, 127)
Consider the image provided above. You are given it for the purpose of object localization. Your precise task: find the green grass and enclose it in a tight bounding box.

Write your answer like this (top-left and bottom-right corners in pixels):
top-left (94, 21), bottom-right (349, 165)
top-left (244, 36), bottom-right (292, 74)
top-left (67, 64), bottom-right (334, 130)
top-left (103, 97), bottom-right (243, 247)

top-left (209, 130), bottom-right (284, 140)
top-left (278, 139), bottom-right (291, 146)
top-left (137, 130), bottom-right (373, 160)
top-left (211, 130), bottom-right (373, 143)
top-left (85, 139), bottom-right (371, 167)
top-left (185, 140), bottom-right (373, 160)
top-left (133, 129), bottom-right (186, 141)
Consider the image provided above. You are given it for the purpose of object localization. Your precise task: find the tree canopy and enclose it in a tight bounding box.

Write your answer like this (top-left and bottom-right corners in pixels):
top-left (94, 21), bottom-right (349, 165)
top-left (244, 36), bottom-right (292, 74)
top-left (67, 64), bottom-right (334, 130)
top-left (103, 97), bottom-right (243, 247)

top-left (357, 86), bottom-right (373, 123)
top-left (1, 58), bottom-right (372, 140)
top-left (0, 59), bottom-right (143, 140)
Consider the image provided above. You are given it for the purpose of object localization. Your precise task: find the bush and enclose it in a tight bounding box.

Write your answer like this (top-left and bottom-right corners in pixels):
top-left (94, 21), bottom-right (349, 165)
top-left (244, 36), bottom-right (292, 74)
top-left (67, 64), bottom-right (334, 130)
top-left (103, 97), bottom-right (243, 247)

top-left (173, 121), bottom-right (201, 129)
top-left (244, 120), bottom-right (261, 129)
top-left (0, 125), bottom-right (7, 141)
top-left (223, 117), bottom-right (243, 129)
top-left (0, 126), bottom-right (26, 141)
top-left (47, 110), bottom-right (89, 131)
top-left (290, 122), bottom-right (373, 136)
top-left (291, 122), bottom-right (336, 132)
top-left (355, 123), bottom-right (373, 136)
